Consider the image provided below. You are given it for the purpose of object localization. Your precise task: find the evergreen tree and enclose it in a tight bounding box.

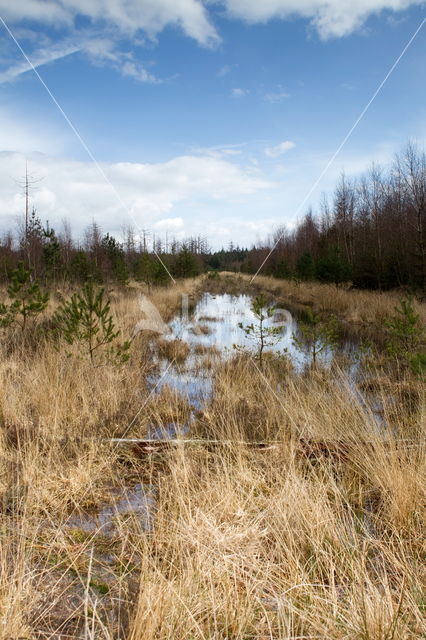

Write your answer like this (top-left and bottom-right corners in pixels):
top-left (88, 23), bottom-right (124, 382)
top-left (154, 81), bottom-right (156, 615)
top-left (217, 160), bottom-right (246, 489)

top-left (133, 253), bottom-right (169, 286)
top-left (42, 225), bottom-right (62, 281)
top-left (296, 251), bottom-right (315, 280)
top-left (273, 260), bottom-right (291, 279)
top-left (316, 247), bottom-right (352, 284)
top-left (173, 248), bottom-right (200, 278)
top-left (23, 209), bottom-right (44, 275)
top-left (54, 281), bottom-right (130, 365)
top-left (101, 233), bottom-right (129, 284)
top-left (292, 309), bottom-right (339, 367)
top-left (385, 296), bottom-right (425, 373)
top-left (237, 294), bottom-right (283, 368)
top-left (70, 249), bottom-right (92, 282)
top-left (0, 262), bottom-right (48, 329)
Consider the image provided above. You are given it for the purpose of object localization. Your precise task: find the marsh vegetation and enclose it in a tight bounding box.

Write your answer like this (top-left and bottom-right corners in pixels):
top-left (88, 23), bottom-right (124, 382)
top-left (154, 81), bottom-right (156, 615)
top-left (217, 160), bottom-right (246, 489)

top-left (0, 273), bottom-right (424, 639)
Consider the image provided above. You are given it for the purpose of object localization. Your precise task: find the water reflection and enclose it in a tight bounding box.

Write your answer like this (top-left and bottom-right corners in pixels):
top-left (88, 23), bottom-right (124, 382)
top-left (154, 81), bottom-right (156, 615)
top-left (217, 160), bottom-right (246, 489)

top-left (152, 293), bottom-right (345, 406)
top-left (170, 293), bottom-right (298, 358)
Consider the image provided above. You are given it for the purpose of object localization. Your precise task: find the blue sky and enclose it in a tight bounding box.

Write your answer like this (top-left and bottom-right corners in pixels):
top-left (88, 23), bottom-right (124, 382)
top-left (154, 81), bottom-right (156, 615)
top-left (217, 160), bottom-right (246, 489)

top-left (0, 1), bottom-right (425, 248)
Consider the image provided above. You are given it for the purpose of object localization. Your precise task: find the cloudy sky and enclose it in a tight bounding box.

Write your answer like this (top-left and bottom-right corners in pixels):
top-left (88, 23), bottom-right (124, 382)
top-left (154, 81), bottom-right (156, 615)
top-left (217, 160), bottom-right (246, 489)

top-left (0, 1), bottom-right (425, 248)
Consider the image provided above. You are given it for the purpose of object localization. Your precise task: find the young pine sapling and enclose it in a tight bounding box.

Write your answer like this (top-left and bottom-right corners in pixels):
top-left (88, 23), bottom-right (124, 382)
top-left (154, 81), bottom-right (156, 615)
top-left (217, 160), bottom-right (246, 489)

top-left (238, 294), bottom-right (283, 368)
top-left (292, 309), bottom-right (339, 367)
top-left (53, 281), bottom-right (131, 365)
top-left (385, 295), bottom-right (425, 375)
top-left (0, 262), bottom-right (49, 330)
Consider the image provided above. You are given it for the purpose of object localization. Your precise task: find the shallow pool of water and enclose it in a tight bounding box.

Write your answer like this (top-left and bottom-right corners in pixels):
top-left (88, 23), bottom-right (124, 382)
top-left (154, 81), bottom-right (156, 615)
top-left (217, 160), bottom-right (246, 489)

top-left (151, 293), bottom-right (360, 416)
top-left (171, 293), bottom-right (298, 358)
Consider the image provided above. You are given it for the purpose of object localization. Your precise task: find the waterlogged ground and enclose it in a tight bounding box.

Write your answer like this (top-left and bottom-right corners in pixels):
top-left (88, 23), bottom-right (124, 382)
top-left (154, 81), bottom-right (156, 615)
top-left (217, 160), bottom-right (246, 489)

top-left (54, 291), bottom-right (421, 638)
top-left (153, 292), bottom-right (357, 412)
top-left (67, 483), bottom-right (155, 535)
top-left (67, 294), bottom-right (364, 547)
top-left (66, 294), bottom-right (308, 534)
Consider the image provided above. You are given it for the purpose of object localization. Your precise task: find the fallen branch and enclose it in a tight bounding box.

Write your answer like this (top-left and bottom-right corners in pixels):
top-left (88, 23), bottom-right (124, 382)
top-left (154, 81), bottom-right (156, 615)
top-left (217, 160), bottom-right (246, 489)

top-left (108, 437), bottom-right (423, 458)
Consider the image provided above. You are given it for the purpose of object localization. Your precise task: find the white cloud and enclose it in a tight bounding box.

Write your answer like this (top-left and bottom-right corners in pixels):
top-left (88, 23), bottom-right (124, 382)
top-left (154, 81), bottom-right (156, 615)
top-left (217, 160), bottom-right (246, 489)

top-left (218, 63), bottom-right (239, 77)
top-left (205, 217), bottom-right (281, 245)
top-left (0, 0), bottom-right (422, 55)
top-left (0, 1), bottom-right (69, 25)
top-left (231, 87), bottom-right (248, 97)
top-left (80, 37), bottom-right (162, 83)
top-left (154, 217), bottom-right (184, 230)
top-left (0, 1), bottom-right (421, 92)
top-left (264, 86), bottom-right (290, 103)
top-left (0, 150), bottom-right (273, 240)
top-left (191, 143), bottom-right (245, 158)
top-left (0, 32), bottom-right (163, 85)
top-left (220, 0), bottom-right (425, 39)
top-left (0, 0), bottom-right (220, 46)
top-left (0, 141), bottom-right (403, 249)
top-left (0, 108), bottom-right (70, 155)
top-left (0, 43), bottom-right (79, 84)
top-left (264, 140), bottom-right (296, 158)
top-left (119, 60), bottom-right (160, 84)
top-left (218, 64), bottom-right (232, 77)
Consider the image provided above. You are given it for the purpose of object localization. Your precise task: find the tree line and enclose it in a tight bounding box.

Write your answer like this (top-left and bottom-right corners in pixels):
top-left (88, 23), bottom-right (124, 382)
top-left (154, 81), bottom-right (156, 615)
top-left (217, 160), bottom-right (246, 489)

top-left (246, 142), bottom-right (425, 293)
top-left (0, 141), bottom-right (424, 294)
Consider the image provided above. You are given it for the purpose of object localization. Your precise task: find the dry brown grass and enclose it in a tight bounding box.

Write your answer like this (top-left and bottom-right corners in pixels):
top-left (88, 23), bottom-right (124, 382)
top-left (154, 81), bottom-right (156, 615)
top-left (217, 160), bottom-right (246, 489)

top-left (130, 444), bottom-right (425, 639)
top-left (0, 278), bottom-right (424, 639)
top-left (191, 323), bottom-right (212, 335)
top-left (157, 338), bottom-right (190, 363)
top-left (127, 353), bottom-right (425, 640)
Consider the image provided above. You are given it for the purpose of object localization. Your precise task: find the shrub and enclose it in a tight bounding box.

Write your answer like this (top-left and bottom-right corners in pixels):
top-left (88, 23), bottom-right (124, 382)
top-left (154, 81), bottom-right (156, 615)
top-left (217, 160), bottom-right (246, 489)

top-left (207, 271), bottom-right (220, 280)
top-left (173, 249), bottom-right (200, 279)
